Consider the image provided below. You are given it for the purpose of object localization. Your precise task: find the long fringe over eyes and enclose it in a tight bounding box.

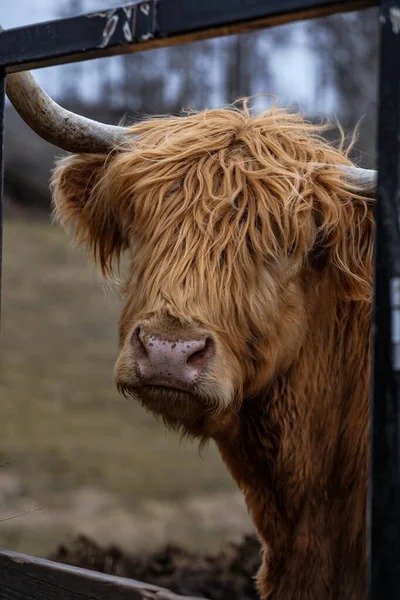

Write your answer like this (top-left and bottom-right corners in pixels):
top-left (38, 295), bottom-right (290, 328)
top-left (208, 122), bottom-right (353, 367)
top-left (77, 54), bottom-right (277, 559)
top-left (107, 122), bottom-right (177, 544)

top-left (52, 101), bottom-right (374, 309)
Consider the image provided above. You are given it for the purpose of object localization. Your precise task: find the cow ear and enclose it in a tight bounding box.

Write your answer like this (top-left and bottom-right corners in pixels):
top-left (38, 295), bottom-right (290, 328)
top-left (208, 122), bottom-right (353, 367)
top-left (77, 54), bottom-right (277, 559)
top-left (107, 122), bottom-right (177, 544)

top-left (51, 153), bottom-right (128, 277)
top-left (312, 197), bottom-right (374, 302)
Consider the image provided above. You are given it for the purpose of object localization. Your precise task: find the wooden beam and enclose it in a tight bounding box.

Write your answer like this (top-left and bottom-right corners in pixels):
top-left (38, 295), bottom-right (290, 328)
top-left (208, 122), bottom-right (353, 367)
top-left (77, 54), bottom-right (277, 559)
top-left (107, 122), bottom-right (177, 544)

top-left (0, 0), bottom-right (376, 73)
top-left (0, 548), bottom-right (210, 600)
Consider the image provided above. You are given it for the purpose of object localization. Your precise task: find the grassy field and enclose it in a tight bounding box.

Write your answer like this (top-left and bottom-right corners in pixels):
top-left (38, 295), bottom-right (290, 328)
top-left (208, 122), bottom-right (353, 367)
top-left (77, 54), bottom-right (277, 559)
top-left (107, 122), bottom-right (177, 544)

top-left (0, 218), bottom-right (253, 557)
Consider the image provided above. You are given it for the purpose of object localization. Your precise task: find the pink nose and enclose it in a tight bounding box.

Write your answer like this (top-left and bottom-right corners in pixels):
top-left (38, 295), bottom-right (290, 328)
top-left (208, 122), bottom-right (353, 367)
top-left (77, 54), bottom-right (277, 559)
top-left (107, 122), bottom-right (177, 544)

top-left (132, 327), bottom-right (215, 390)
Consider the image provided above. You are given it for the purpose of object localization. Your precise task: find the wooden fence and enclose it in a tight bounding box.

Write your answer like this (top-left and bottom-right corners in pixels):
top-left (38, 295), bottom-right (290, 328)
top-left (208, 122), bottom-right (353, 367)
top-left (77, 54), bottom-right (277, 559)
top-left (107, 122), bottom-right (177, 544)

top-left (1, 0), bottom-right (400, 598)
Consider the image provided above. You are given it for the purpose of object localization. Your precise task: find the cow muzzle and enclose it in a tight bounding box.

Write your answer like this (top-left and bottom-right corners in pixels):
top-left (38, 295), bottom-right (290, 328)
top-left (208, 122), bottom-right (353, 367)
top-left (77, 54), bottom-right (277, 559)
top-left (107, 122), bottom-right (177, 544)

top-left (132, 326), bottom-right (216, 392)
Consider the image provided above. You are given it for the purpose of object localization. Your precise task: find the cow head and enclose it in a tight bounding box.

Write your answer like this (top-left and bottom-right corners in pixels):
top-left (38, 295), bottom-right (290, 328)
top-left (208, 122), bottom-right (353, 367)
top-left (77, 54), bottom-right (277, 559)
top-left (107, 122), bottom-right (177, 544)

top-left (50, 106), bottom-right (373, 440)
top-left (3, 58), bottom-right (374, 440)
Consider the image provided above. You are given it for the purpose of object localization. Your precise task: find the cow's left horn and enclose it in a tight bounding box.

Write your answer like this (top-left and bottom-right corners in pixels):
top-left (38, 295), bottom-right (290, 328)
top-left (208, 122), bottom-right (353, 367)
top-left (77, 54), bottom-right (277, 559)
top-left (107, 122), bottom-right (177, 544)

top-left (333, 165), bottom-right (377, 195)
top-left (314, 164), bottom-right (377, 196)
top-left (1, 25), bottom-right (128, 154)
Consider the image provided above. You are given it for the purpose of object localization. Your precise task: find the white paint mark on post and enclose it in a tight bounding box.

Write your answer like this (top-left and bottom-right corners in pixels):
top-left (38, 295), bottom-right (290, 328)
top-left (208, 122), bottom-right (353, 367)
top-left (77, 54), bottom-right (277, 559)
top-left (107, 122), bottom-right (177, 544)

top-left (139, 32), bottom-right (154, 41)
top-left (99, 14), bottom-right (119, 48)
top-left (390, 277), bottom-right (400, 370)
top-left (122, 20), bottom-right (133, 42)
top-left (123, 6), bottom-right (133, 19)
top-left (390, 7), bottom-right (400, 34)
top-left (141, 3), bottom-right (151, 16)
top-left (88, 11), bottom-right (108, 18)
top-left (88, 9), bottom-right (117, 19)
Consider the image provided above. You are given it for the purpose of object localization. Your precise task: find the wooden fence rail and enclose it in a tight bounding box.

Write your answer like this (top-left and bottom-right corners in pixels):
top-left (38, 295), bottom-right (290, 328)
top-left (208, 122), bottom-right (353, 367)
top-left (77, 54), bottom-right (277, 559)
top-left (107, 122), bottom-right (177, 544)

top-left (0, 548), bottom-right (210, 600)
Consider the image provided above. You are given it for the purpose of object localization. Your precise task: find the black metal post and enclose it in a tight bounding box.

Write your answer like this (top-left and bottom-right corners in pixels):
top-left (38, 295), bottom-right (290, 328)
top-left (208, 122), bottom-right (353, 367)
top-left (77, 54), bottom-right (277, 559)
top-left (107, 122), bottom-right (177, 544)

top-left (0, 70), bottom-right (5, 323)
top-left (370, 1), bottom-right (400, 597)
top-left (0, 0), bottom-right (374, 73)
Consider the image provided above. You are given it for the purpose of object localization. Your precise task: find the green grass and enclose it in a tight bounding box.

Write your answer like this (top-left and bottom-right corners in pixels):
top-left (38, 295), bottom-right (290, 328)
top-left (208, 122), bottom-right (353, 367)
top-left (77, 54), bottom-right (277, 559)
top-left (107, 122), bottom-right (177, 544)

top-left (0, 218), bottom-right (253, 557)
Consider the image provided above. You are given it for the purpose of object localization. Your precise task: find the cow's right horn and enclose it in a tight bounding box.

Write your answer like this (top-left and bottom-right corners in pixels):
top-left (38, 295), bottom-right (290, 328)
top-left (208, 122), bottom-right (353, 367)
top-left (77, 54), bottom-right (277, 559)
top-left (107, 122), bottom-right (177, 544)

top-left (5, 69), bottom-right (129, 154)
top-left (1, 24), bottom-right (129, 154)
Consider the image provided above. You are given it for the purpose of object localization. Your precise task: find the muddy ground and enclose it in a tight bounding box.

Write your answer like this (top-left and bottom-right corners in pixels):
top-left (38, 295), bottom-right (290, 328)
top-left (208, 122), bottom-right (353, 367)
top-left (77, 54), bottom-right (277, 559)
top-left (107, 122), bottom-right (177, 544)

top-left (50, 534), bottom-right (261, 600)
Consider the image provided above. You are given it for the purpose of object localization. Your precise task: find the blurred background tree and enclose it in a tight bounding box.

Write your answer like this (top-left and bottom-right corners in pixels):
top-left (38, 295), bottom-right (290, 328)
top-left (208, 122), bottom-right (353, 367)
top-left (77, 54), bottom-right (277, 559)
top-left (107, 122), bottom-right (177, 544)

top-left (306, 8), bottom-right (378, 165)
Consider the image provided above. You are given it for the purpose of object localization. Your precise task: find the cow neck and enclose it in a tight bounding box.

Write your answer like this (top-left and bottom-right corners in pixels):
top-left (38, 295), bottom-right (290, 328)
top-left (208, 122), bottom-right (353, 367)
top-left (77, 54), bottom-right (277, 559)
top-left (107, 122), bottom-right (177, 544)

top-left (213, 275), bottom-right (371, 598)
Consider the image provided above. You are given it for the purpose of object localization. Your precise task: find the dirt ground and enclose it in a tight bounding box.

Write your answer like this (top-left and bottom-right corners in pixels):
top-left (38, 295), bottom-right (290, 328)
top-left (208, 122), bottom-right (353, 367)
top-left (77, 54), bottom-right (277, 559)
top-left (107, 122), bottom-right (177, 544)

top-left (50, 533), bottom-right (261, 600)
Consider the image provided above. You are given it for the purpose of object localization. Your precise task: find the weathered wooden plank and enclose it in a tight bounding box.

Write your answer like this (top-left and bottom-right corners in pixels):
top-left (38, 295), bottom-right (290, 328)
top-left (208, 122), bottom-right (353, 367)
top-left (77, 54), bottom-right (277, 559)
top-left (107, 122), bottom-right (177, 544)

top-left (0, 0), bottom-right (376, 73)
top-left (0, 548), bottom-right (210, 600)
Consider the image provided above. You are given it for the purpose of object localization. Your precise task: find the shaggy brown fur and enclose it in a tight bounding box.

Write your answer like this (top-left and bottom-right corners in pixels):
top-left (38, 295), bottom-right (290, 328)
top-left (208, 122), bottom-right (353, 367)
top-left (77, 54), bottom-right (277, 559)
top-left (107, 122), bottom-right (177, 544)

top-left (51, 102), bottom-right (373, 599)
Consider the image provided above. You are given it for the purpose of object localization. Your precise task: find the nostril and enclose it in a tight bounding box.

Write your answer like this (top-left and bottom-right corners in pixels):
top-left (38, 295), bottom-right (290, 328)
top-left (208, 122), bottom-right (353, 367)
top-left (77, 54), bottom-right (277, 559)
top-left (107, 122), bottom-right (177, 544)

top-left (187, 337), bottom-right (215, 368)
top-left (132, 327), bottom-right (148, 359)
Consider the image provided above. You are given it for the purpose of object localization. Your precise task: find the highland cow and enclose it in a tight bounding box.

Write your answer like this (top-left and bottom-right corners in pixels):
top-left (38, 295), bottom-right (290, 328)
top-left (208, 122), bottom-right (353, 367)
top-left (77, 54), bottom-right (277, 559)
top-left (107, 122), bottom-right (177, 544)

top-left (6, 70), bottom-right (376, 600)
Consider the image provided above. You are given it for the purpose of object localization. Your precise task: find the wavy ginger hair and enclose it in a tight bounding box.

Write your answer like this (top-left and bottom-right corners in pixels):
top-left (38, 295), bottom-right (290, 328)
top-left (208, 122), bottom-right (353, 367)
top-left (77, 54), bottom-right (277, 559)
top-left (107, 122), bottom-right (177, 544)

top-left (52, 101), bottom-right (373, 404)
top-left (52, 100), bottom-right (373, 312)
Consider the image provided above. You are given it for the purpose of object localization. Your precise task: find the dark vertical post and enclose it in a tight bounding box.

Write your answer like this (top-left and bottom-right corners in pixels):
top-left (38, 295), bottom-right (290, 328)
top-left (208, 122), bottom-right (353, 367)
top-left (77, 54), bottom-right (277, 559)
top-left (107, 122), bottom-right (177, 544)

top-left (0, 69), bottom-right (5, 325)
top-left (370, 1), bottom-right (400, 597)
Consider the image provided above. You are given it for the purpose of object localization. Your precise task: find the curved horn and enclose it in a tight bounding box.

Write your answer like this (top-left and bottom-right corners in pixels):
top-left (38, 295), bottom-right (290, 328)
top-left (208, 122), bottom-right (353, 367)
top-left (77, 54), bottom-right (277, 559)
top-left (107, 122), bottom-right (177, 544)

top-left (333, 165), bottom-right (377, 195)
top-left (1, 26), bottom-right (128, 154)
top-left (5, 70), bottom-right (129, 154)
top-left (313, 164), bottom-right (377, 196)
